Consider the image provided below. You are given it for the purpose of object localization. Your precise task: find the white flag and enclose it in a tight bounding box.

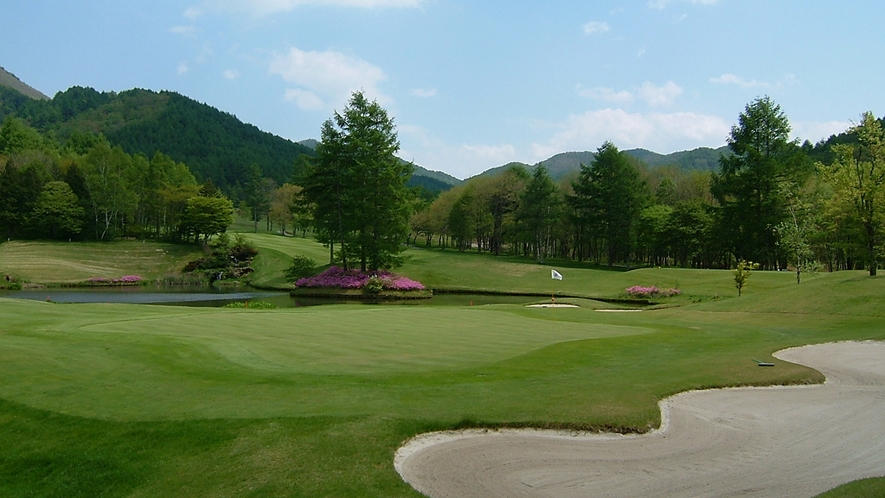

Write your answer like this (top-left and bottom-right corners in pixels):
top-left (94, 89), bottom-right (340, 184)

top-left (551, 269), bottom-right (563, 280)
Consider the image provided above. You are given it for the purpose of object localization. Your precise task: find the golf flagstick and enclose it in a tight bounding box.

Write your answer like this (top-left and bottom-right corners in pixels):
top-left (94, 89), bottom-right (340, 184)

top-left (551, 269), bottom-right (563, 305)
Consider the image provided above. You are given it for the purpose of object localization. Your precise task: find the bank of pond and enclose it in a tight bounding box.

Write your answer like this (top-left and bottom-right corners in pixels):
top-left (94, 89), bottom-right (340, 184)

top-left (0, 285), bottom-right (610, 308)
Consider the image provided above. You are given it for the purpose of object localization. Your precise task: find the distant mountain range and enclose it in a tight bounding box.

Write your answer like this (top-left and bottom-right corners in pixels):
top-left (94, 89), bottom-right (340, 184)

top-left (0, 66), bottom-right (736, 194)
top-left (468, 146), bottom-right (729, 183)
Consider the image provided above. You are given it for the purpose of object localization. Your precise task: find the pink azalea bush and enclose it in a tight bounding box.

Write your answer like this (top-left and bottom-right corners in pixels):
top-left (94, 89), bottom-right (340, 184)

top-left (296, 266), bottom-right (425, 291)
top-left (115, 275), bottom-right (143, 283)
top-left (625, 285), bottom-right (680, 298)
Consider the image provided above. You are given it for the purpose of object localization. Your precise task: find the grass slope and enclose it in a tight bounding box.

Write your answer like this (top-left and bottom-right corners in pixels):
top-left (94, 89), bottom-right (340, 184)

top-left (0, 240), bottom-right (201, 284)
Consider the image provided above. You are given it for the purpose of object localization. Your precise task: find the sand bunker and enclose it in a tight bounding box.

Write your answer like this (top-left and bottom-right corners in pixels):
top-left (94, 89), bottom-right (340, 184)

top-left (526, 303), bottom-right (579, 308)
top-left (396, 341), bottom-right (885, 497)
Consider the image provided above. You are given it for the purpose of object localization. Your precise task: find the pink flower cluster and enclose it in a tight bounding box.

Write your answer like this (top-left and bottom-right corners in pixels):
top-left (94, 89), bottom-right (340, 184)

top-left (296, 266), bottom-right (425, 291)
top-left (87, 275), bottom-right (143, 284)
top-left (625, 285), bottom-right (680, 298)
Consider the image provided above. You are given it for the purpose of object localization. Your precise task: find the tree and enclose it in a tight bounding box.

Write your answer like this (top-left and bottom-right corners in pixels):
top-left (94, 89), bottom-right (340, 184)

top-left (30, 181), bottom-right (85, 239)
top-left (302, 91), bottom-right (413, 271)
top-left (181, 195), bottom-right (234, 244)
top-left (733, 260), bottom-right (759, 296)
top-left (712, 96), bottom-right (808, 268)
top-left (269, 183), bottom-right (301, 235)
top-left (820, 112), bottom-right (885, 276)
top-left (774, 179), bottom-right (822, 283)
top-left (571, 142), bottom-right (648, 265)
top-left (83, 143), bottom-right (136, 240)
top-left (516, 166), bottom-right (560, 263)
top-left (245, 163), bottom-right (273, 233)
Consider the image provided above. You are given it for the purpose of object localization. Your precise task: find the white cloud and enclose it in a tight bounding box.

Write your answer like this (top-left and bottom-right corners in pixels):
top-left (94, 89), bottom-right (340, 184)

top-left (637, 81), bottom-right (682, 107)
top-left (177, 62), bottom-right (190, 75)
top-left (582, 21), bottom-right (610, 35)
top-left (284, 89), bottom-right (325, 110)
top-left (411, 88), bottom-right (437, 98)
top-left (710, 73), bottom-right (770, 89)
top-left (170, 25), bottom-right (199, 37)
top-left (269, 47), bottom-right (389, 111)
top-left (397, 124), bottom-right (521, 179)
top-left (184, 6), bottom-right (203, 19)
top-left (578, 81), bottom-right (682, 107)
top-left (531, 108), bottom-right (729, 159)
top-left (648, 0), bottom-right (719, 9)
top-left (187, 0), bottom-right (422, 18)
top-left (792, 120), bottom-right (851, 145)
top-left (577, 85), bottom-right (634, 103)
top-left (223, 69), bottom-right (240, 80)
top-left (461, 143), bottom-right (517, 163)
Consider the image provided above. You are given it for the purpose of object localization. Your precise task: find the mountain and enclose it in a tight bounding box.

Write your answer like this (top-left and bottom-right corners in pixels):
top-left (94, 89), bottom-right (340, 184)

top-left (467, 161), bottom-right (533, 181)
top-left (624, 146), bottom-right (729, 171)
top-left (0, 66), bottom-right (49, 100)
top-left (0, 85), bottom-right (316, 193)
top-left (470, 146), bottom-right (730, 182)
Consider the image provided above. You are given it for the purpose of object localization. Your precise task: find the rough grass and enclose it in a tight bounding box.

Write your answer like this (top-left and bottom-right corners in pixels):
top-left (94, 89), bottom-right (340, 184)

top-left (0, 240), bottom-right (201, 284)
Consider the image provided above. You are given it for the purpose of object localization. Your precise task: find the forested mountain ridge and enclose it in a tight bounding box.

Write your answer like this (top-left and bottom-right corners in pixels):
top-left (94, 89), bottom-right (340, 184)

top-left (469, 147), bottom-right (729, 182)
top-left (0, 85), bottom-right (316, 194)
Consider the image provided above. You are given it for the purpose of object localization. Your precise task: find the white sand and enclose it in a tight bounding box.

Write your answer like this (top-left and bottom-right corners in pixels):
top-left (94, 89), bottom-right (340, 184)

top-left (525, 303), bottom-right (580, 308)
top-left (396, 341), bottom-right (885, 497)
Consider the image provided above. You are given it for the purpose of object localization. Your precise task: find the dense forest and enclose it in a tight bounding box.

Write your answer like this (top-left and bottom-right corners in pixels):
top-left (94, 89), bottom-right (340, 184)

top-left (409, 98), bottom-right (885, 277)
top-left (0, 85), bottom-right (317, 196)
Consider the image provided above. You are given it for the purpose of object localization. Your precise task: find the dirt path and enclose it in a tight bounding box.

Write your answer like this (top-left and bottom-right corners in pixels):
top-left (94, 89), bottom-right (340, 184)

top-left (396, 341), bottom-right (885, 497)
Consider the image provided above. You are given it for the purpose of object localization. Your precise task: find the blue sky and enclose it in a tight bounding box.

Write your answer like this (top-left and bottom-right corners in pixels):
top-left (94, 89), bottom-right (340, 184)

top-left (3, 0), bottom-right (884, 179)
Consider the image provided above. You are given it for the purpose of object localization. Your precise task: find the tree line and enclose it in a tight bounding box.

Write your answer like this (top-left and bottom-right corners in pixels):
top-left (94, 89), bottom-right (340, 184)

top-left (409, 97), bottom-right (885, 278)
top-left (0, 116), bottom-right (233, 243)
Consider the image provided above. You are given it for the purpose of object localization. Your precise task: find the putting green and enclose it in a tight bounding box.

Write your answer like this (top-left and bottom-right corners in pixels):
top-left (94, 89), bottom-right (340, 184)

top-left (0, 299), bottom-right (652, 421)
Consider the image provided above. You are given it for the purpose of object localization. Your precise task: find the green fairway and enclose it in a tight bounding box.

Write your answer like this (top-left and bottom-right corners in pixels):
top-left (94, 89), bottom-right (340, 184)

top-left (1, 235), bottom-right (884, 496)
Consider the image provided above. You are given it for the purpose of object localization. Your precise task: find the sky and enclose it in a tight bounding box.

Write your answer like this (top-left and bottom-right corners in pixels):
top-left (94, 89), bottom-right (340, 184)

top-left (3, 0), bottom-right (885, 179)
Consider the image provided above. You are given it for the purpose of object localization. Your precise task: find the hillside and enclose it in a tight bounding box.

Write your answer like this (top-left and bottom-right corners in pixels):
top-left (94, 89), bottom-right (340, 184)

top-left (469, 146), bottom-right (729, 182)
top-left (0, 67), bottom-right (49, 100)
top-left (0, 85), bottom-right (316, 193)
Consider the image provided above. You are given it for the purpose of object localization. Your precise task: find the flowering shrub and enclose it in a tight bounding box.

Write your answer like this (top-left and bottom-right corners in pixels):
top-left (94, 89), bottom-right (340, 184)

top-left (114, 275), bottom-right (143, 283)
top-left (625, 285), bottom-right (680, 298)
top-left (296, 266), bottom-right (425, 291)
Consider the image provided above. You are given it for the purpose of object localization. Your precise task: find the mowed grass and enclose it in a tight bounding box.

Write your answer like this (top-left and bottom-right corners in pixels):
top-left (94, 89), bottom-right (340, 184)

top-left (0, 240), bottom-right (201, 284)
top-left (2, 234), bottom-right (885, 496)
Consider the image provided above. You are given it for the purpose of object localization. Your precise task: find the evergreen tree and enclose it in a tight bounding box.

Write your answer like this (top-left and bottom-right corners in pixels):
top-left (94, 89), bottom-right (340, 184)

top-left (711, 96), bottom-right (808, 268)
top-left (516, 166), bottom-right (559, 263)
top-left (571, 142), bottom-right (647, 265)
top-left (30, 181), bottom-right (84, 239)
top-left (303, 91), bottom-right (412, 271)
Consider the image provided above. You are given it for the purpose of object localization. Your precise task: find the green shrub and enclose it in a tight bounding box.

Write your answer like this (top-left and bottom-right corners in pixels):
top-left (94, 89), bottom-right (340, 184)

top-left (284, 255), bottom-right (316, 282)
top-left (363, 275), bottom-right (385, 294)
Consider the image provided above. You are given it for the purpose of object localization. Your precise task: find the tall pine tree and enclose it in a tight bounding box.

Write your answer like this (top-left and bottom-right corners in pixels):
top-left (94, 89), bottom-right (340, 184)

top-left (302, 92), bottom-right (413, 271)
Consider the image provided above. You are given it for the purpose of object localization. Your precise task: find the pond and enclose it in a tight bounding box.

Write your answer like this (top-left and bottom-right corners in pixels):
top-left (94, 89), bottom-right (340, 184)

top-left (0, 286), bottom-right (552, 308)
